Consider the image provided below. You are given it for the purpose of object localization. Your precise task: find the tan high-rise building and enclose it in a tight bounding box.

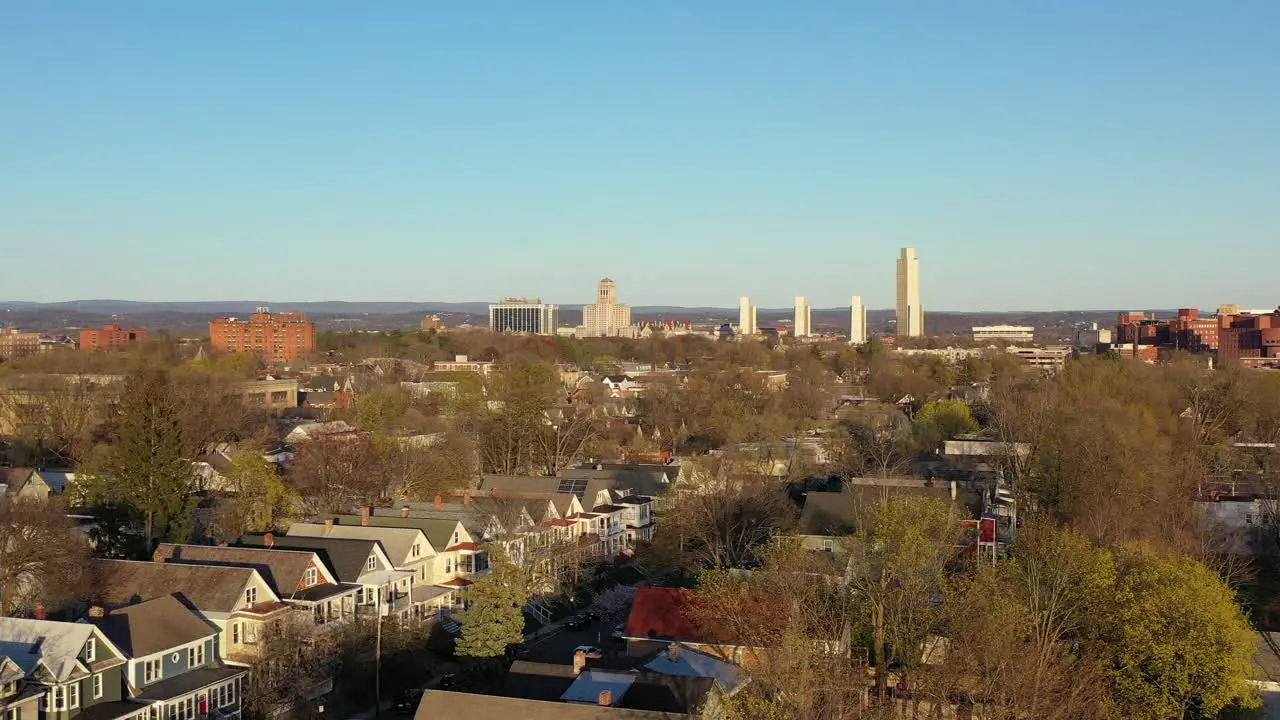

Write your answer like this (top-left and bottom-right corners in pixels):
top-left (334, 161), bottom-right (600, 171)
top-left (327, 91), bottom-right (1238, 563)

top-left (581, 279), bottom-right (632, 338)
top-left (738, 296), bottom-right (757, 336)
top-left (896, 248), bottom-right (923, 337)
top-left (850, 295), bottom-right (867, 344)
top-left (793, 296), bottom-right (812, 338)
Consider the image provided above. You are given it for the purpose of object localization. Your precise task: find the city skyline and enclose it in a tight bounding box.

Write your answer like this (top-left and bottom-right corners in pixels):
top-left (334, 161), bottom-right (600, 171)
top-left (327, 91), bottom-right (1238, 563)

top-left (3, 4), bottom-right (1277, 310)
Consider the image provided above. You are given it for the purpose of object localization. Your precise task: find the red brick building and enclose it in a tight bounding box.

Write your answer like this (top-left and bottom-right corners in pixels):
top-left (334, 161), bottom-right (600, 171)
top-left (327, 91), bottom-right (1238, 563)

top-left (79, 323), bottom-right (149, 352)
top-left (209, 311), bottom-right (316, 363)
top-left (1218, 310), bottom-right (1280, 367)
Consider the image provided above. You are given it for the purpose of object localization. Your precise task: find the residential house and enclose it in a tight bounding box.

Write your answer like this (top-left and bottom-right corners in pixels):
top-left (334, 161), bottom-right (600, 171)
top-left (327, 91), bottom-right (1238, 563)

top-left (152, 545), bottom-right (360, 630)
top-left (315, 512), bottom-right (490, 587)
top-left (285, 522), bottom-right (455, 614)
top-left (600, 376), bottom-right (642, 398)
top-left (87, 595), bottom-right (246, 720)
top-left (0, 617), bottom-right (126, 720)
top-left (793, 479), bottom-right (985, 553)
top-left (2, 468), bottom-right (73, 501)
top-left (283, 421), bottom-right (358, 444)
top-left (88, 559), bottom-right (291, 668)
top-left (236, 534), bottom-right (418, 622)
top-left (412, 690), bottom-right (683, 719)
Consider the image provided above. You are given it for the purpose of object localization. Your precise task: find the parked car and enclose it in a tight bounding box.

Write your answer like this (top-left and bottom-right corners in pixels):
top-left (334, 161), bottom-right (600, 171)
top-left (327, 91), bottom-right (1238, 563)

top-left (393, 689), bottom-right (425, 714)
top-left (506, 642), bottom-right (529, 659)
top-left (564, 616), bottom-right (585, 631)
top-left (574, 645), bottom-right (604, 659)
top-left (611, 624), bottom-right (625, 640)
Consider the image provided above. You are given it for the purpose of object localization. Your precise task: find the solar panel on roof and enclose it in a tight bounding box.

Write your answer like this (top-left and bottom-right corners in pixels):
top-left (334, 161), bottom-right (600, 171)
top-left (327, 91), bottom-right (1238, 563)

top-left (557, 477), bottom-right (588, 498)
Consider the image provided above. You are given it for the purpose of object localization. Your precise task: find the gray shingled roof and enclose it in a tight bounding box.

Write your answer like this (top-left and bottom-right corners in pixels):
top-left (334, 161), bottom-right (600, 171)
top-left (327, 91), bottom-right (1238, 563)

top-left (287, 522), bottom-right (428, 566)
top-left (797, 482), bottom-right (983, 536)
top-left (321, 513), bottom-right (463, 553)
top-left (154, 544), bottom-right (319, 598)
top-left (91, 559), bottom-right (265, 613)
top-left (238, 535), bottom-right (379, 584)
top-left (89, 594), bottom-right (217, 658)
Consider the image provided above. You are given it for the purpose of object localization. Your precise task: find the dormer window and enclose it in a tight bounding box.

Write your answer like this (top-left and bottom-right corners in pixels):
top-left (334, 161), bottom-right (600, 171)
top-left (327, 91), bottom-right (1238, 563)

top-left (245, 587), bottom-right (258, 605)
top-left (366, 555), bottom-right (377, 571)
top-left (452, 532), bottom-right (459, 545)
top-left (411, 543), bottom-right (421, 558)
top-left (84, 637), bottom-right (96, 662)
top-left (304, 567), bottom-right (319, 586)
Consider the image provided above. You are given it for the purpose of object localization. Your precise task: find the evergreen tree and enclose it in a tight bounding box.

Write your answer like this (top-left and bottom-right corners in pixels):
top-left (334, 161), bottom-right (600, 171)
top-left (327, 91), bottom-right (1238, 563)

top-left (105, 368), bottom-right (194, 548)
top-left (455, 548), bottom-right (530, 658)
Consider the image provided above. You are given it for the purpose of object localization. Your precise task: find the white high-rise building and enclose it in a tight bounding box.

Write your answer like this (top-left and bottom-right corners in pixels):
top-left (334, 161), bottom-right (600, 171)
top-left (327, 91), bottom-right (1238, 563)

top-left (896, 248), bottom-right (923, 337)
top-left (489, 298), bottom-right (559, 335)
top-left (581, 278), bottom-right (633, 338)
top-left (793, 296), bottom-right (812, 338)
top-left (738, 297), bottom-right (757, 336)
top-left (850, 295), bottom-right (867, 344)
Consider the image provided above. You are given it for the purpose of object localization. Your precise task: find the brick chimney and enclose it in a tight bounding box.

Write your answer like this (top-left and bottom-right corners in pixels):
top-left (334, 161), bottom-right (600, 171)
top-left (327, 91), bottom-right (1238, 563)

top-left (463, 491), bottom-right (472, 506)
top-left (264, 532), bottom-right (275, 547)
top-left (597, 690), bottom-right (613, 706)
top-left (401, 506), bottom-right (411, 518)
top-left (88, 605), bottom-right (106, 619)
top-left (490, 488), bottom-right (498, 498)
top-left (573, 649), bottom-right (586, 675)
top-left (34, 604), bottom-right (47, 620)
top-left (668, 643), bottom-right (680, 661)
top-left (434, 494), bottom-right (443, 509)
top-left (361, 506), bottom-right (372, 526)
top-left (324, 518), bottom-right (334, 533)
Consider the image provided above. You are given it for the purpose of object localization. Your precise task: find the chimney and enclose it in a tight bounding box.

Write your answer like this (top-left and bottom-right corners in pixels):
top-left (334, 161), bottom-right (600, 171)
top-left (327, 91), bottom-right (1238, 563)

top-left (573, 649), bottom-right (586, 675)
top-left (324, 518), bottom-right (334, 533)
top-left (401, 506), bottom-right (411, 518)
top-left (950, 480), bottom-right (957, 501)
top-left (34, 604), bottom-right (47, 620)
top-left (264, 532), bottom-right (274, 548)
top-left (434, 494), bottom-right (443, 509)
top-left (463, 491), bottom-right (472, 506)
top-left (668, 643), bottom-right (680, 661)
top-left (88, 605), bottom-right (106, 619)
top-left (490, 488), bottom-right (498, 498)
top-left (598, 690), bottom-right (613, 706)
top-left (361, 506), bottom-right (372, 526)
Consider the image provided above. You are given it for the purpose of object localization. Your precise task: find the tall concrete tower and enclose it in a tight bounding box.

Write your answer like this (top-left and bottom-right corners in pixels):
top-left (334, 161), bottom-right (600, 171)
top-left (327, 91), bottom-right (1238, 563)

top-left (850, 295), bottom-right (867, 344)
top-left (738, 297), bottom-right (757, 336)
top-left (896, 248), bottom-right (923, 337)
top-left (794, 296), bottom-right (812, 338)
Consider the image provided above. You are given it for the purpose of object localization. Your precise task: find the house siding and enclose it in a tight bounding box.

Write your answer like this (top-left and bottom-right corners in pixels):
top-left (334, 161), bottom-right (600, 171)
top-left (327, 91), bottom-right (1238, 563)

top-left (43, 664), bottom-right (126, 720)
top-left (133, 638), bottom-right (214, 688)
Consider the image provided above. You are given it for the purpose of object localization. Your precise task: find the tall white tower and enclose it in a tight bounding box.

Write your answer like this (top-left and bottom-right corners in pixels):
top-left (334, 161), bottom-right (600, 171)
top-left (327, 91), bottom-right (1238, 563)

top-left (794, 296), bottom-right (812, 338)
top-left (738, 297), bottom-right (757, 336)
top-left (896, 248), bottom-right (923, 337)
top-left (850, 295), bottom-right (867, 344)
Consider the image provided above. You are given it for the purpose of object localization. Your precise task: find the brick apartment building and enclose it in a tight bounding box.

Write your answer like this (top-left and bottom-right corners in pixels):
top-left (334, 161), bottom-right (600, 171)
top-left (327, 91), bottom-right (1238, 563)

top-left (80, 323), bottom-right (148, 351)
top-left (0, 328), bottom-right (41, 360)
top-left (209, 311), bottom-right (316, 363)
top-left (1219, 309), bottom-right (1280, 367)
top-left (1115, 307), bottom-right (1280, 367)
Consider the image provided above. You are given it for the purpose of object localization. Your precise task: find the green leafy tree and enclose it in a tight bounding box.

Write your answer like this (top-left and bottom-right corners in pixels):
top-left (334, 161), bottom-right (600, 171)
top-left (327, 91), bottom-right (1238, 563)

top-left (912, 398), bottom-right (979, 451)
top-left (455, 549), bottom-right (530, 658)
top-left (842, 494), bottom-right (968, 699)
top-left (1102, 547), bottom-right (1258, 720)
top-left (212, 452), bottom-right (298, 538)
top-left (89, 369), bottom-right (195, 548)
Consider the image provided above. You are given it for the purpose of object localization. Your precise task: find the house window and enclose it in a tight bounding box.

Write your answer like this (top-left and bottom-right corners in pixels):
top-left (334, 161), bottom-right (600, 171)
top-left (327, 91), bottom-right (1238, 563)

top-left (411, 543), bottom-right (421, 558)
top-left (68, 684), bottom-right (80, 710)
top-left (93, 672), bottom-right (103, 698)
top-left (144, 658), bottom-right (163, 683)
top-left (85, 637), bottom-right (97, 662)
top-left (6, 707), bottom-right (20, 720)
top-left (189, 643), bottom-right (206, 668)
top-left (304, 567), bottom-right (319, 586)
top-left (245, 587), bottom-right (258, 605)
top-left (232, 622), bottom-right (242, 644)
top-left (822, 539), bottom-right (835, 552)
top-left (452, 532), bottom-right (459, 545)
top-left (46, 686), bottom-right (65, 711)
top-left (366, 555), bottom-right (377, 571)
top-left (444, 557), bottom-right (453, 574)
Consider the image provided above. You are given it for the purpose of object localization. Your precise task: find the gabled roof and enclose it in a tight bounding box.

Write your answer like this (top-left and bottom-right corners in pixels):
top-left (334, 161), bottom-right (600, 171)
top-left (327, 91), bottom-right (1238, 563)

top-left (797, 482), bottom-right (983, 537)
top-left (2, 467), bottom-right (34, 494)
top-left (0, 617), bottom-right (121, 682)
top-left (562, 467), bottom-right (671, 497)
top-left (154, 544), bottom-right (329, 598)
top-left (237, 535), bottom-right (382, 584)
top-left (90, 559), bottom-right (271, 614)
top-left (321, 514), bottom-right (465, 553)
top-left (89, 594), bottom-right (218, 658)
top-left (643, 645), bottom-right (747, 691)
top-left (32, 470), bottom-right (73, 494)
top-left (482, 474), bottom-right (623, 504)
top-left (287, 522), bottom-right (430, 567)
top-left (414, 690), bottom-right (682, 720)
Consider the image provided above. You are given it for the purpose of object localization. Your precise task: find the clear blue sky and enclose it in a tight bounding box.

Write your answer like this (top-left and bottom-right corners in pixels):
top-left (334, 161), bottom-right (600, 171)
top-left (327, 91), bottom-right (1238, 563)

top-left (2, 2), bottom-right (1276, 311)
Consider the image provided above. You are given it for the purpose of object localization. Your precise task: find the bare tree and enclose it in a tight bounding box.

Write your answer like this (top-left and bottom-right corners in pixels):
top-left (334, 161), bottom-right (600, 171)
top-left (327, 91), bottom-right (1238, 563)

top-left (288, 435), bottom-right (384, 513)
top-left (0, 498), bottom-right (90, 616)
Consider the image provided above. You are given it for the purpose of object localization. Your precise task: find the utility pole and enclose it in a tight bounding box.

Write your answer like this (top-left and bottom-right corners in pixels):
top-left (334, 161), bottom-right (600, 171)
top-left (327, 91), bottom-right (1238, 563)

top-left (374, 591), bottom-right (385, 720)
